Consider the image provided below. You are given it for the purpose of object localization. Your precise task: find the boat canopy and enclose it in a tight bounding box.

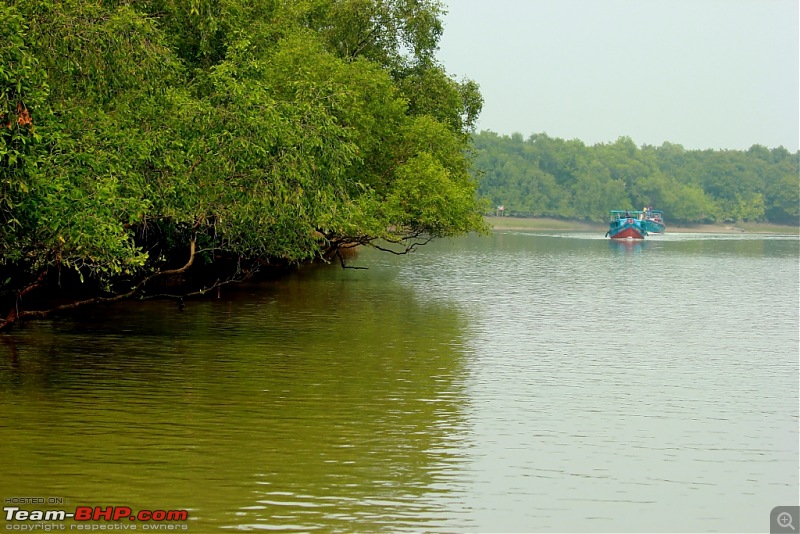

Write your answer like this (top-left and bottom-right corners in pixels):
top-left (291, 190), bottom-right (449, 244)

top-left (610, 210), bottom-right (644, 217)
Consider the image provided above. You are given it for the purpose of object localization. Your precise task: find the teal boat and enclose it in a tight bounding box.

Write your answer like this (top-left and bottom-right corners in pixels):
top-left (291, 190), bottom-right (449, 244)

top-left (642, 208), bottom-right (666, 234)
top-left (606, 210), bottom-right (647, 239)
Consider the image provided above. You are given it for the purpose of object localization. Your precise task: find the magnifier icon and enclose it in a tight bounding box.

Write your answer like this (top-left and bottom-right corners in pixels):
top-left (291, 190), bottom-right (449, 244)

top-left (778, 511), bottom-right (796, 531)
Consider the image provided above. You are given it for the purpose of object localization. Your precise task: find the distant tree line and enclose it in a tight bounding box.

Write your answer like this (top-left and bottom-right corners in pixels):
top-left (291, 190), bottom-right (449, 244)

top-left (0, 0), bottom-right (487, 329)
top-left (472, 131), bottom-right (799, 224)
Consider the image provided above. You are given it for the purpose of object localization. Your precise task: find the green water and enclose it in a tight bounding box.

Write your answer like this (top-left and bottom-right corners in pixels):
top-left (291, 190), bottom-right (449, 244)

top-left (1, 231), bottom-right (798, 532)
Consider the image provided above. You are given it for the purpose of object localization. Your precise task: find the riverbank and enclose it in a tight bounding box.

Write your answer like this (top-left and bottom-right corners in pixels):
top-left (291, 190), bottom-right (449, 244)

top-left (485, 216), bottom-right (799, 235)
top-left (485, 216), bottom-right (604, 232)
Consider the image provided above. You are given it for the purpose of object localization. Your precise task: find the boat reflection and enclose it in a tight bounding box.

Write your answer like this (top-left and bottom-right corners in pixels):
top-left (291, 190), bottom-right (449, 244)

top-left (608, 238), bottom-right (648, 253)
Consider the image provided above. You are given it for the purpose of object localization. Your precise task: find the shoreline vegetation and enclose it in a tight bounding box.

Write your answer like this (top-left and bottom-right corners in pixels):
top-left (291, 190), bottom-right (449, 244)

top-left (485, 216), bottom-right (800, 235)
top-left (0, 1), bottom-right (487, 331)
top-left (472, 132), bottom-right (799, 227)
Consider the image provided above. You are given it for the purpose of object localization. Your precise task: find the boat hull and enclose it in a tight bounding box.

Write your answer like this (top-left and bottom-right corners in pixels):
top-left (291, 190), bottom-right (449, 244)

top-left (608, 224), bottom-right (646, 239)
top-left (607, 215), bottom-right (647, 239)
top-left (644, 220), bottom-right (666, 233)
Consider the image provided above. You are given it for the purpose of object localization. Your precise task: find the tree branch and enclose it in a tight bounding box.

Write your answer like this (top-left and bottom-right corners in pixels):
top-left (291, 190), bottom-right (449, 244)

top-left (0, 240), bottom-right (197, 331)
top-left (141, 261), bottom-right (259, 302)
top-left (370, 234), bottom-right (435, 255)
top-left (335, 247), bottom-right (368, 270)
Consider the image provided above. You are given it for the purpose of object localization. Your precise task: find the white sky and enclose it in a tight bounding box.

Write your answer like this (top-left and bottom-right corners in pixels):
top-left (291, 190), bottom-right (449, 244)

top-left (436, 0), bottom-right (800, 151)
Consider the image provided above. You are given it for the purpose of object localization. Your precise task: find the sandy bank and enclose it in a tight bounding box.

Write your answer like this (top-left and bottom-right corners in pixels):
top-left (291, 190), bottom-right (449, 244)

top-left (485, 216), bottom-right (799, 235)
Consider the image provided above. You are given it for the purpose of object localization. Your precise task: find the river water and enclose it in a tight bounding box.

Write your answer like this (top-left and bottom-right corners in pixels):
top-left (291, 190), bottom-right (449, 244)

top-left (1, 231), bottom-right (798, 532)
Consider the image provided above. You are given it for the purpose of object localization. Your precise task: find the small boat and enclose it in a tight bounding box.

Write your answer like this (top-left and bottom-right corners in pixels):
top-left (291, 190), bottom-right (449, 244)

top-left (606, 210), bottom-right (647, 239)
top-left (642, 208), bottom-right (666, 234)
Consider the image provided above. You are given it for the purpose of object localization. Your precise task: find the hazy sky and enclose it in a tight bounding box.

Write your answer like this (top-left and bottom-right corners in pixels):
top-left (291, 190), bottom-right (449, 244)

top-left (436, 0), bottom-right (799, 151)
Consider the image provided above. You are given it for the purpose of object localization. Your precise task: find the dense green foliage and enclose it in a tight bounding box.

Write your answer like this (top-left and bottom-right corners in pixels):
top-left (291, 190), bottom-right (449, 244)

top-left (474, 131), bottom-right (799, 224)
top-left (0, 0), bottom-right (487, 325)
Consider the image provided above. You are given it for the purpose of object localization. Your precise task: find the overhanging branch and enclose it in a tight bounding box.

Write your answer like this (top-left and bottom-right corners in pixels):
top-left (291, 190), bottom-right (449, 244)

top-left (0, 239), bottom-right (197, 331)
top-left (370, 234), bottom-right (435, 255)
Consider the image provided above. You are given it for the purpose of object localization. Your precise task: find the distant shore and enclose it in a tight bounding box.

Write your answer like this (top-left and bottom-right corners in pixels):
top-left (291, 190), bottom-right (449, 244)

top-left (485, 216), bottom-right (800, 235)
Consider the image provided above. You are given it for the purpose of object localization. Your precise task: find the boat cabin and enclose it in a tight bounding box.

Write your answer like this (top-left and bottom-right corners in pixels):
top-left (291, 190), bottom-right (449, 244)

top-left (610, 210), bottom-right (644, 221)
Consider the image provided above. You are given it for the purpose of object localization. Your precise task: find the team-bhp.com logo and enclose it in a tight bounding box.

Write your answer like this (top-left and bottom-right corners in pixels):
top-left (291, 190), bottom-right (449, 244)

top-left (4, 505), bottom-right (189, 530)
